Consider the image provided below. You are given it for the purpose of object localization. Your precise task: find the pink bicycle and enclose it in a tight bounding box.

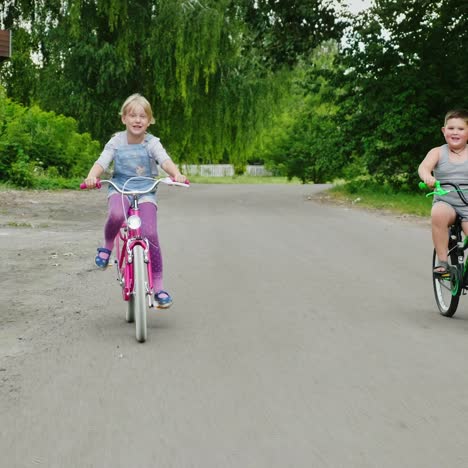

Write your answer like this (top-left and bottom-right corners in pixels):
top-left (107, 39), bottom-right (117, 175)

top-left (81, 176), bottom-right (189, 342)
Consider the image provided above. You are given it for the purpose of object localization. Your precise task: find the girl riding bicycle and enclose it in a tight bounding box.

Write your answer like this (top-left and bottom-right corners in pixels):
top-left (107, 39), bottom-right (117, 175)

top-left (83, 93), bottom-right (188, 308)
top-left (418, 109), bottom-right (468, 276)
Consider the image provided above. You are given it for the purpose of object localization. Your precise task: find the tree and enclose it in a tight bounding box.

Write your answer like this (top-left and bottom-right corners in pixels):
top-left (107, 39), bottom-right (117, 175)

top-left (332, 0), bottom-right (468, 188)
top-left (241, 0), bottom-right (347, 68)
top-left (260, 41), bottom-right (345, 183)
top-left (0, 0), bottom-right (347, 169)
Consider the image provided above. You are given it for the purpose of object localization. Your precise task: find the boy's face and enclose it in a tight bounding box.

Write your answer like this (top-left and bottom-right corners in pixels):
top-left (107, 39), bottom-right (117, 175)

top-left (121, 103), bottom-right (150, 141)
top-left (442, 117), bottom-right (468, 149)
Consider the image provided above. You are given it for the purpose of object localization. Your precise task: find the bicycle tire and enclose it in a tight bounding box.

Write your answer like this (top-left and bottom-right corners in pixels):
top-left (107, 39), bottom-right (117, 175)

top-left (126, 293), bottom-right (135, 323)
top-left (132, 244), bottom-right (148, 342)
top-left (432, 247), bottom-right (461, 317)
top-left (125, 268), bottom-right (135, 323)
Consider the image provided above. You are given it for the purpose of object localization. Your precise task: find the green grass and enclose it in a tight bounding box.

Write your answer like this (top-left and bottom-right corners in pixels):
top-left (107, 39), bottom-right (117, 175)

top-left (0, 177), bottom-right (83, 191)
top-left (329, 183), bottom-right (432, 217)
top-left (5, 221), bottom-right (35, 228)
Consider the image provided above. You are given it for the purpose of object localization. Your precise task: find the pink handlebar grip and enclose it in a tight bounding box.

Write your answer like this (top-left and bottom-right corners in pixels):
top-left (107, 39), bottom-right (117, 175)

top-left (171, 177), bottom-right (190, 185)
top-left (80, 179), bottom-right (101, 189)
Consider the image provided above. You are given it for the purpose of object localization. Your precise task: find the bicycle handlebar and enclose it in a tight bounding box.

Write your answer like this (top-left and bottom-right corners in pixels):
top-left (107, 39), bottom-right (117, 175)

top-left (80, 176), bottom-right (190, 193)
top-left (419, 180), bottom-right (449, 197)
top-left (419, 179), bottom-right (468, 205)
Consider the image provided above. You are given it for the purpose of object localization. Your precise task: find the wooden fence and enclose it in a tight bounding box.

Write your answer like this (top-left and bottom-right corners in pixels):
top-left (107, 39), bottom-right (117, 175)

top-left (178, 165), bottom-right (272, 177)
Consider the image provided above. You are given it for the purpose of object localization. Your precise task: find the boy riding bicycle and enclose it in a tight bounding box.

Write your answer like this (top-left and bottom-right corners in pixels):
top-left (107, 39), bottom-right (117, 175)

top-left (418, 109), bottom-right (468, 276)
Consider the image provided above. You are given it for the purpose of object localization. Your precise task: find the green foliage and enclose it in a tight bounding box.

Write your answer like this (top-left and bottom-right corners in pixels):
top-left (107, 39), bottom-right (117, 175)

top-left (9, 0), bottom-right (462, 188)
top-left (0, 88), bottom-right (100, 187)
top-left (331, 0), bottom-right (468, 188)
top-left (255, 0), bottom-right (468, 186)
top-left (0, 0), bottom-right (346, 170)
top-left (8, 152), bottom-right (36, 188)
top-left (0, 28), bottom-right (38, 104)
top-left (261, 42), bottom-right (345, 183)
top-left (241, 0), bottom-right (347, 68)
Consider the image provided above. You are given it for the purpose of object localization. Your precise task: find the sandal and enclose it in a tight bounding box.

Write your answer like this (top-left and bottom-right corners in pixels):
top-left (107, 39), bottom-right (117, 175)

top-left (95, 247), bottom-right (112, 269)
top-left (155, 290), bottom-right (173, 309)
top-left (433, 260), bottom-right (450, 277)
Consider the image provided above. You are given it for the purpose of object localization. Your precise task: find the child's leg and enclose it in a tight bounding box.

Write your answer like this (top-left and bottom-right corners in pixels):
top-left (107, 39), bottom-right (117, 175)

top-left (432, 202), bottom-right (456, 269)
top-left (462, 221), bottom-right (468, 237)
top-left (139, 202), bottom-right (164, 292)
top-left (99, 194), bottom-right (129, 258)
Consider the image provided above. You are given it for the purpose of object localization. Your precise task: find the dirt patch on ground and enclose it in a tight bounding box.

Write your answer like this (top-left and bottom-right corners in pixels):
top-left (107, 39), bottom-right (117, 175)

top-left (0, 189), bottom-right (106, 393)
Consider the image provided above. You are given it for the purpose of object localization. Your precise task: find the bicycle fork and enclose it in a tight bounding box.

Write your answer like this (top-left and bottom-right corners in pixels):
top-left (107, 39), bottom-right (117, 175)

top-left (115, 236), bottom-right (155, 308)
top-left (127, 238), bottom-right (155, 308)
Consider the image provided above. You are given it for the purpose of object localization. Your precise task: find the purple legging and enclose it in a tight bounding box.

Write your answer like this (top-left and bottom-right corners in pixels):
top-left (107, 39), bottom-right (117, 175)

top-left (103, 194), bottom-right (163, 291)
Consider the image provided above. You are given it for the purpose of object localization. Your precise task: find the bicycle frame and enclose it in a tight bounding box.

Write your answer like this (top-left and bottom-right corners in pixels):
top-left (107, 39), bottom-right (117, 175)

top-left (447, 218), bottom-right (468, 287)
top-left (114, 196), bottom-right (154, 307)
top-left (449, 215), bottom-right (468, 286)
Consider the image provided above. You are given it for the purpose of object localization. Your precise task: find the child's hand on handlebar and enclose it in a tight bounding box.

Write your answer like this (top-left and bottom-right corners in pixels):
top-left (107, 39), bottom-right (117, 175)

top-left (422, 176), bottom-right (437, 188)
top-left (83, 176), bottom-right (99, 189)
top-left (172, 174), bottom-right (188, 184)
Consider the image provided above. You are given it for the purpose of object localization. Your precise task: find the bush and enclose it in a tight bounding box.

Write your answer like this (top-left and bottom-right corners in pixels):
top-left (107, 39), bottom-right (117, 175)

top-left (8, 153), bottom-right (36, 187)
top-left (0, 87), bottom-right (100, 187)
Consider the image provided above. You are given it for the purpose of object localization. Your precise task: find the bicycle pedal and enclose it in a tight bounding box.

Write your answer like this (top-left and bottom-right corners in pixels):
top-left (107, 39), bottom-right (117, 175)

top-left (434, 272), bottom-right (450, 279)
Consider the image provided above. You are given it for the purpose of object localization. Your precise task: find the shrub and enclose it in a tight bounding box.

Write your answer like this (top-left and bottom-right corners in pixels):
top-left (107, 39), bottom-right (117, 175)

top-left (0, 87), bottom-right (100, 187)
top-left (7, 152), bottom-right (36, 188)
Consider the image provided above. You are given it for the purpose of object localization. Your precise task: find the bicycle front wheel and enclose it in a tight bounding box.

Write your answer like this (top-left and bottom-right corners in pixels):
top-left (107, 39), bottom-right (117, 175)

top-left (432, 248), bottom-right (461, 317)
top-left (132, 245), bottom-right (148, 342)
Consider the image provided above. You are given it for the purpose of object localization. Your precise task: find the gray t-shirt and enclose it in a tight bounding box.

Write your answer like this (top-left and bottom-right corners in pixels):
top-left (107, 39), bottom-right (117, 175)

top-left (95, 131), bottom-right (171, 175)
top-left (434, 144), bottom-right (468, 207)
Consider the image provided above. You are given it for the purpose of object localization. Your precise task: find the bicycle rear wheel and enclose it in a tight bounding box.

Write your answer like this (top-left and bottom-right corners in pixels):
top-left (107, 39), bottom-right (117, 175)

top-left (132, 244), bottom-right (148, 342)
top-left (432, 247), bottom-right (461, 317)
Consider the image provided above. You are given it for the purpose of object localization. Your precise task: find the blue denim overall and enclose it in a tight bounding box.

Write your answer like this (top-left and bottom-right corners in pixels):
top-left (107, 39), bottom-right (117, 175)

top-left (109, 143), bottom-right (157, 202)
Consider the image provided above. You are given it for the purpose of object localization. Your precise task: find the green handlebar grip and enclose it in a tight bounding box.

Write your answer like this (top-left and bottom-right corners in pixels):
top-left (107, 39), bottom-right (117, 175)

top-left (419, 180), bottom-right (440, 190)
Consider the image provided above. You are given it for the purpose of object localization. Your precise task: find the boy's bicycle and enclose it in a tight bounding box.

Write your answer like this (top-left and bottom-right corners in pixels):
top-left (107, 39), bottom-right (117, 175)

top-left (81, 176), bottom-right (189, 342)
top-left (420, 180), bottom-right (468, 317)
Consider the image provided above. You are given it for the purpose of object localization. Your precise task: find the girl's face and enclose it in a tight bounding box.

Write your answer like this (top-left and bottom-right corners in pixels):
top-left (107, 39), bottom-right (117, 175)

top-left (442, 118), bottom-right (468, 149)
top-left (121, 103), bottom-right (150, 142)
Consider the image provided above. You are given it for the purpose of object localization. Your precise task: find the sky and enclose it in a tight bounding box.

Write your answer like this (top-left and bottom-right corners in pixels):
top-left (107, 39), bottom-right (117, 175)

top-left (345, 0), bottom-right (373, 14)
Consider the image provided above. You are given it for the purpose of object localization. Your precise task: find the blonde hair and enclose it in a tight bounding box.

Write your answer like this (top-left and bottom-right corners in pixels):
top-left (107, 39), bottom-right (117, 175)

top-left (120, 93), bottom-right (155, 124)
top-left (444, 109), bottom-right (468, 126)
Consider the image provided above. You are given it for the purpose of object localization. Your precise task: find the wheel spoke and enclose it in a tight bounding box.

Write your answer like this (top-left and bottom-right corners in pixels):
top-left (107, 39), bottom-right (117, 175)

top-left (433, 247), bottom-right (461, 317)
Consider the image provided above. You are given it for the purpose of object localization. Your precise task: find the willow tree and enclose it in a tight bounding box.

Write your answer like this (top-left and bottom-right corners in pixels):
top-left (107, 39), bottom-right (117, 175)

top-left (0, 0), bottom-right (345, 166)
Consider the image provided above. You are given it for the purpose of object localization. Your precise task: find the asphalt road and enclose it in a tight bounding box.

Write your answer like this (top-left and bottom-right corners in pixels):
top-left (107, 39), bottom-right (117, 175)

top-left (1, 183), bottom-right (468, 468)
